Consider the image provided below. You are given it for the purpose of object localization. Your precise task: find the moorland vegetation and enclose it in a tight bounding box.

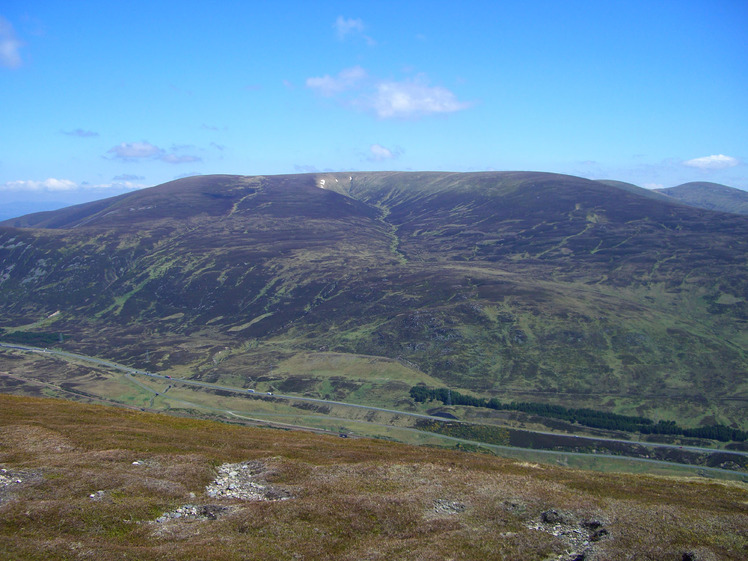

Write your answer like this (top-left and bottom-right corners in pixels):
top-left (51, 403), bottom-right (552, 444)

top-left (1, 394), bottom-right (746, 560)
top-left (0, 172), bottom-right (747, 445)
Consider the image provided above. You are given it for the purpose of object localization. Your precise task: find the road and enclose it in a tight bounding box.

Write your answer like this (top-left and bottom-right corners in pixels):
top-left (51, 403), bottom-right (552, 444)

top-left (0, 342), bottom-right (451, 422)
top-left (2, 341), bottom-right (747, 468)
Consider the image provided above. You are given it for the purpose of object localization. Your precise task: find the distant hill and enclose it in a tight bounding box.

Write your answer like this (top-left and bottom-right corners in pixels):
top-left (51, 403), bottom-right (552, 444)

top-left (1, 171), bottom-right (747, 429)
top-left (595, 179), bottom-right (667, 201)
top-left (655, 181), bottom-right (748, 215)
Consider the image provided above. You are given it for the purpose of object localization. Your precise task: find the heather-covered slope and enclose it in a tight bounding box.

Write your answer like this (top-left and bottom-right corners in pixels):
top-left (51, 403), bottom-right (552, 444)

top-left (1, 172), bottom-right (746, 429)
top-left (2, 394), bottom-right (746, 561)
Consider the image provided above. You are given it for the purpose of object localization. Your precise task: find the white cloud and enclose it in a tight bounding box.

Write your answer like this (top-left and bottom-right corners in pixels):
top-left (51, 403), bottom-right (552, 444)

top-left (306, 66), bottom-right (367, 97)
top-left (1, 178), bottom-right (77, 192)
top-left (0, 178), bottom-right (148, 193)
top-left (683, 154), bottom-right (739, 170)
top-left (306, 67), bottom-right (471, 120)
top-left (107, 141), bottom-right (202, 164)
top-left (368, 144), bottom-right (401, 162)
top-left (368, 77), bottom-right (471, 119)
top-left (0, 17), bottom-right (22, 69)
top-left (643, 183), bottom-right (664, 190)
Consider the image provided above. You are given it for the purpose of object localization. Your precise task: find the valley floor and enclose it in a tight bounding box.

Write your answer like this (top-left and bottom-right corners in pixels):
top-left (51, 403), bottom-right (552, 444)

top-left (1, 342), bottom-right (747, 481)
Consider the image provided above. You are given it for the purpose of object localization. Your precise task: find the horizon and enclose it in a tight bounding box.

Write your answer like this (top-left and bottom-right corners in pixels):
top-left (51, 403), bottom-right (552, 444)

top-left (0, 166), bottom-right (745, 222)
top-left (1, 1), bottom-right (746, 218)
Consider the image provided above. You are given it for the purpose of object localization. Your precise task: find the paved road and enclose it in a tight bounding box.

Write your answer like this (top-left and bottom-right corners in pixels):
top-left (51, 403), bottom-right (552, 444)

top-left (2, 342), bottom-right (747, 465)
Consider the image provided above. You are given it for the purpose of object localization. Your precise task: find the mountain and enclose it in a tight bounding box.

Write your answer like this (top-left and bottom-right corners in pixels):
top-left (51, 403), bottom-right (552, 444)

top-left (655, 181), bottom-right (748, 215)
top-left (1, 172), bottom-right (747, 429)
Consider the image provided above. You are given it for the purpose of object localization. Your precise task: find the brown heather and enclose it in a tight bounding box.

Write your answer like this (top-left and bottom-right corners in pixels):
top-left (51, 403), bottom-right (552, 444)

top-left (0, 394), bottom-right (746, 560)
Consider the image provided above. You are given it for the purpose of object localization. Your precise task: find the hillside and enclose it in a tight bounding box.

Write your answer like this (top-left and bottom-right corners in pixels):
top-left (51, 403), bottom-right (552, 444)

top-left (655, 182), bottom-right (748, 215)
top-left (1, 171), bottom-right (747, 432)
top-left (1, 394), bottom-right (746, 561)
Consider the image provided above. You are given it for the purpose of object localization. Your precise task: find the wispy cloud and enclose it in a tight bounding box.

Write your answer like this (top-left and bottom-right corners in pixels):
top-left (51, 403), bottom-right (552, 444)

top-left (1, 178), bottom-right (77, 192)
top-left (0, 17), bottom-right (23, 69)
top-left (306, 67), bottom-right (471, 120)
top-left (333, 16), bottom-right (375, 45)
top-left (683, 154), bottom-right (739, 170)
top-left (1, 178), bottom-right (146, 192)
top-left (113, 174), bottom-right (144, 181)
top-left (334, 16), bottom-right (364, 39)
top-left (160, 153), bottom-right (201, 164)
top-left (306, 66), bottom-right (367, 97)
top-left (368, 144), bottom-right (401, 162)
top-left (107, 141), bottom-right (202, 164)
top-left (108, 142), bottom-right (162, 160)
top-left (62, 128), bottom-right (99, 138)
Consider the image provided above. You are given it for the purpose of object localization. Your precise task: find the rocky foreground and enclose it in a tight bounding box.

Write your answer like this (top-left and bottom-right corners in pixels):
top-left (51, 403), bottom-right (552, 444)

top-left (0, 394), bottom-right (746, 560)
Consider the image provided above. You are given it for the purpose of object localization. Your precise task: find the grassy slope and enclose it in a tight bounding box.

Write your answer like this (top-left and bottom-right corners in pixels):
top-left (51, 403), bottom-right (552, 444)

top-left (0, 172), bottom-right (747, 431)
top-left (1, 394), bottom-right (746, 561)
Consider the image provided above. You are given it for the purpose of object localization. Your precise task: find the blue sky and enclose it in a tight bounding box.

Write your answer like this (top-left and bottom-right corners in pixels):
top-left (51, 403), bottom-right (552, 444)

top-left (1, 0), bottom-right (747, 217)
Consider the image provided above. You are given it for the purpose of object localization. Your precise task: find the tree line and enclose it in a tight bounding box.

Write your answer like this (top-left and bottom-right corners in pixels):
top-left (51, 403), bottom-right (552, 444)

top-left (0, 329), bottom-right (61, 346)
top-left (410, 386), bottom-right (747, 442)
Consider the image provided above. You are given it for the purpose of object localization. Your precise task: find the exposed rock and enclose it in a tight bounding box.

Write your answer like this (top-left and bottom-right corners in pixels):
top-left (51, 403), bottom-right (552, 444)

top-left (0, 468), bottom-right (21, 487)
top-left (205, 460), bottom-right (291, 501)
top-left (156, 504), bottom-right (231, 523)
top-left (433, 498), bottom-right (466, 515)
top-left (151, 460), bottom-right (292, 527)
top-left (528, 510), bottom-right (609, 561)
top-left (0, 466), bottom-right (42, 506)
top-left (541, 509), bottom-right (568, 524)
